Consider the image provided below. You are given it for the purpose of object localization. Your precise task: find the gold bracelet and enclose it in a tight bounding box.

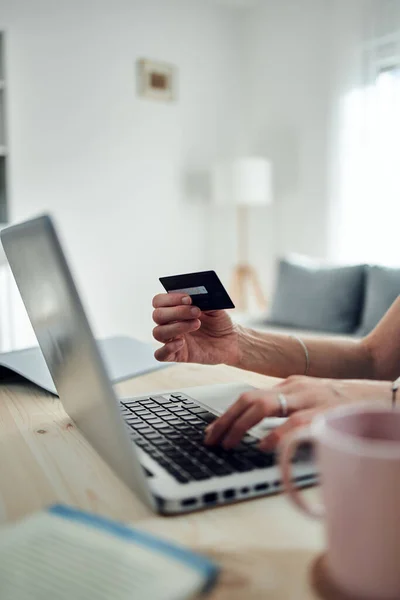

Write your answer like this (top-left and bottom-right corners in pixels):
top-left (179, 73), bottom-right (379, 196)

top-left (392, 376), bottom-right (400, 408)
top-left (290, 334), bottom-right (310, 376)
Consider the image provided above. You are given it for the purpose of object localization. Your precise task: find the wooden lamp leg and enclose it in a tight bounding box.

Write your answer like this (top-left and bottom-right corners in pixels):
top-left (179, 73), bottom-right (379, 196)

top-left (230, 206), bottom-right (266, 311)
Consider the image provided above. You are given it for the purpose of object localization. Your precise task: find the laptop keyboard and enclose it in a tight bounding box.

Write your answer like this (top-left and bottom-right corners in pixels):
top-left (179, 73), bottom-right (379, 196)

top-left (120, 393), bottom-right (277, 484)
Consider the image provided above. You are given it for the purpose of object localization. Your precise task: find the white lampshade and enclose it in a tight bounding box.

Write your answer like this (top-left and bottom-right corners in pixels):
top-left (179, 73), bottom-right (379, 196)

top-left (212, 157), bottom-right (273, 207)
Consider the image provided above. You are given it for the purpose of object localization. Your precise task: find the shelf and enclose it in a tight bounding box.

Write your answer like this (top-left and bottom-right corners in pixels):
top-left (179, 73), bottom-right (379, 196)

top-left (0, 32), bottom-right (8, 224)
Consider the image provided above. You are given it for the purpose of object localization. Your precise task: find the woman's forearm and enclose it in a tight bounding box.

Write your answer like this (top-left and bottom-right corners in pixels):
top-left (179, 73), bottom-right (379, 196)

top-left (232, 325), bottom-right (373, 380)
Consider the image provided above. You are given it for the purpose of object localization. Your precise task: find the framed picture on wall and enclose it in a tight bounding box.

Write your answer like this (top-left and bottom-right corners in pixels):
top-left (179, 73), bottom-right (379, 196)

top-left (136, 58), bottom-right (176, 102)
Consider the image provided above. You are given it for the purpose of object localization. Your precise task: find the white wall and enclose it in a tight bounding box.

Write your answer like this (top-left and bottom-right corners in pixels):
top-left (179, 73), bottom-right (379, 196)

top-left (0, 0), bottom-right (365, 347)
top-left (236, 0), bottom-right (333, 297)
top-left (0, 0), bottom-right (244, 346)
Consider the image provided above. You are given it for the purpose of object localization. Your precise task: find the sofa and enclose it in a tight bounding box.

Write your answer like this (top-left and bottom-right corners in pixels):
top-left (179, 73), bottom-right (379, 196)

top-left (234, 255), bottom-right (400, 339)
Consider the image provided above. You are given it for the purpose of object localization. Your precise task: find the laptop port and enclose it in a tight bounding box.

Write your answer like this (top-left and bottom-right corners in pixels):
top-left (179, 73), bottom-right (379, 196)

top-left (203, 492), bottom-right (218, 505)
top-left (254, 482), bottom-right (269, 492)
top-left (223, 489), bottom-right (235, 500)
top-left (240, 487), bottom-right (250, 495)
top-left (273, 480), bottom-right (281, 487)
top-left (181, 497), bottom-right (197, 507)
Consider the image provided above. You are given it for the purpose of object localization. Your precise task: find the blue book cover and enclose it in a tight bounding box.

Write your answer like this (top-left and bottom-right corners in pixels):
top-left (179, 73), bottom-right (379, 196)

top-left (0, 504), bottom-right (219, 600)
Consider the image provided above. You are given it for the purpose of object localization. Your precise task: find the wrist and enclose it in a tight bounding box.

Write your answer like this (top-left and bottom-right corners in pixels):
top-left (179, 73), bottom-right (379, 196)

top-left (229, 325), bottom-right (260, 370)
top-left (333, 379), bottom-right (393, 405)
top-left (223, 324), bottom-right (248, 368)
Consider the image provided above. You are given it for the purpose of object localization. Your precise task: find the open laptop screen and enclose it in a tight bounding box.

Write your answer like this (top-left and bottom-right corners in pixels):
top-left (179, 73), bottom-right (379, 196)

top-left (1, 215), bottom-right (154, 509)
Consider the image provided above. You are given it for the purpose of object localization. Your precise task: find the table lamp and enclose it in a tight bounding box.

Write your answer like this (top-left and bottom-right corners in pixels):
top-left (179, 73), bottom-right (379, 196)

top-left (212, 157), bottom-right (273, 311)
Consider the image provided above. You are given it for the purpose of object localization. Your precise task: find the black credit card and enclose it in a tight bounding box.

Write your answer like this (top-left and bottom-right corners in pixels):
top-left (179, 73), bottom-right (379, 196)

top-left (159, 270), bottom-right (235, 311)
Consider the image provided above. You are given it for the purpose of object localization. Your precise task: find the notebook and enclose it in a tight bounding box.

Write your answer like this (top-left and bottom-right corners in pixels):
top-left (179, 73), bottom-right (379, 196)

top-left (0, 504), bottom-right (218, 599)
top-left (0, 336), bottom-right (170, 395)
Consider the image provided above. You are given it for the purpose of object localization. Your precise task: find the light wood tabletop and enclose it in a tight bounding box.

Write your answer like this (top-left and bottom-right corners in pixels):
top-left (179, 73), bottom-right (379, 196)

top-left (0, 363), bottom-right (327, 599)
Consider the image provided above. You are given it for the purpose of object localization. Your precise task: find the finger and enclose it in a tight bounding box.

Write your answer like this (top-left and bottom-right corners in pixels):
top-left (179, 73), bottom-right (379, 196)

top-left (258, 408), bottom-right (319, 451)
top-left (154, 339), bottom-right (184, 362)
top-left (221, 403), bottom-right (267, 449)
top-left (269, 382), bottom-right (313, 416)
top-left (152, 319), bottom-right (201, 343)
top-left (204, 394), bottom-right (254, 446)
top-left (152, 305), bottom-right (201, 325)
top-left (152, 293), bottom-right (192, 309)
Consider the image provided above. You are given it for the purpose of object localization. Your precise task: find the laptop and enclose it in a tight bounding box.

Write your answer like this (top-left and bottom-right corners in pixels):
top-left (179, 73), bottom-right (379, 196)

top-left (0, 215), bottom-right (316, 514)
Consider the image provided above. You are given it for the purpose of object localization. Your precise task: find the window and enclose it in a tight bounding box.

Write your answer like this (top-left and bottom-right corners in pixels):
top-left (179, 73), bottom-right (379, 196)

top-left (334, 64), bottom-right (400, 266)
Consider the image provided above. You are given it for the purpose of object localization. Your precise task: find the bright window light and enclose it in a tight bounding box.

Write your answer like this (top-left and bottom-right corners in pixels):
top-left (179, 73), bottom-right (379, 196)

top-left (335, 67), bottom-right (400, 266)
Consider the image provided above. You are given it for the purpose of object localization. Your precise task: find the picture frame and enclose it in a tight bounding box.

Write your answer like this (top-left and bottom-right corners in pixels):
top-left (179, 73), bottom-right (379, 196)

top-left (136, 58), bottom-right (176, 102)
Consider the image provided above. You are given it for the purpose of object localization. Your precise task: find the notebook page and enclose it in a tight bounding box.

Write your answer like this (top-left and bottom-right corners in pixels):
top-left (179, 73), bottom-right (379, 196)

top-left (0, 512), bottom-right (210, 600)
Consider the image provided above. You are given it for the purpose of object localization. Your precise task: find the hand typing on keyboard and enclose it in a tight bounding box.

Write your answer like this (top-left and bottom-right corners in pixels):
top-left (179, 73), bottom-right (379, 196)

top-left (204, 387), bottom-right (317, 451)
top-left (120, 393), bottom-right (277, 484)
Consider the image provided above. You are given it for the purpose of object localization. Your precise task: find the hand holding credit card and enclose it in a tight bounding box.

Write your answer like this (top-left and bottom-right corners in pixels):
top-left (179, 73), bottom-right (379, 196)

top-left (159, 270), bottom-right (235, 311)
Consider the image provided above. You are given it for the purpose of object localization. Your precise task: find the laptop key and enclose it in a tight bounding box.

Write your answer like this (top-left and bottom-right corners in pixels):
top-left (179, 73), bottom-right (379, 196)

top-left (187, 407), bottom-right (208, 415)
top-left (148, 447), bottom-right (162, 457)
top-left (190, 429), bottom-right (204, 437)
top-left (151, 396), bottom-right (172, 405)
top-left (160, 414), bottom-right (178, 422)
top-left (168, 448), bottom-right (189, 460)
top-left (226, 458), bottom-right (254, 472)
top-left (200, 413), bottom-right (217, 424)
top-left (190, 449), bottom-right (208, 458)
top-left (251, 453), bottom-right (276, 468)
top-left (168, 468), bottom-right (190, 483)
top-left (191, 470), bottom-right (212, 481)
top-left (131, 423), bottom-right (150, 431)
top-left (134, 438), bottom-right (147, 447)
top-left (173, 422), bottom-right (192, 430)
top-left (164, 419), bottom-right (182, 426)
top-left (143, 437), bottom-right (162, 445)
top-left (124, 417), bottom-right (143, 424)
top-left (150, 437), bottom-right (169, 446)
top-left (123, 402), bottom-right (142, 410)
top-left (140, 445), bottom-right (153, 453)
top-left (187, 418), bottom-right (204, 426)
top-left (211, 464), bottom-right (234, 476)
top-left (168, 395), bottom-right (183, 403)
top-left (140, 427), bottom-right (156, 435)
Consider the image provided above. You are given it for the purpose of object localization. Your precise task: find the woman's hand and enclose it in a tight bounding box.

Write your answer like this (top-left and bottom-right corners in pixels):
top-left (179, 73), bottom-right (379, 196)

top-left (204, 376), bottom-right (391, 450)
top-left (152, 293), bottom-right (242, 366)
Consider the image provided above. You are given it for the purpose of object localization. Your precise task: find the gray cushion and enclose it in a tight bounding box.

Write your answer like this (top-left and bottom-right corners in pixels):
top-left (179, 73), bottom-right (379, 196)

top-left (268, 257), bottom-right (365, 333)
top-left (357, 266), bottom-right (400, 336)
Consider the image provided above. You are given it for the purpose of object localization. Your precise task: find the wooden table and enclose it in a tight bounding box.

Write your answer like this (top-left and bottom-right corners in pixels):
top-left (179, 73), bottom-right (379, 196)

top-left (0, 363), bottom-right (326, 599)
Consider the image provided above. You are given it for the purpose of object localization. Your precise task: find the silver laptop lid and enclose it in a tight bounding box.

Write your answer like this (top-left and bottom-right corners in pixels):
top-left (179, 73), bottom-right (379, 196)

top-left (1, 215), bottom-right (155, 511)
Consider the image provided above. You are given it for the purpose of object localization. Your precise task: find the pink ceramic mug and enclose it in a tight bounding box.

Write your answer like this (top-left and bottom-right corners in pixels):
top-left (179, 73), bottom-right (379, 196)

top-left (280, 403), bottom-right (400, 600)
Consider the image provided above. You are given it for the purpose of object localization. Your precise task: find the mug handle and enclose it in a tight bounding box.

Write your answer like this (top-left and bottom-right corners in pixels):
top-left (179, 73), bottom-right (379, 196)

top-left (279, 427), bottom-right (324, 520)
